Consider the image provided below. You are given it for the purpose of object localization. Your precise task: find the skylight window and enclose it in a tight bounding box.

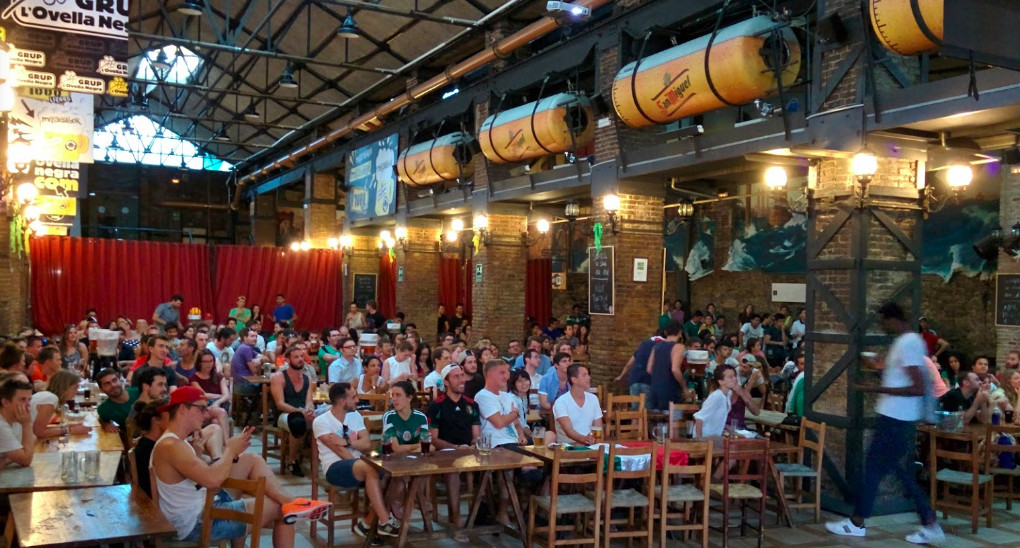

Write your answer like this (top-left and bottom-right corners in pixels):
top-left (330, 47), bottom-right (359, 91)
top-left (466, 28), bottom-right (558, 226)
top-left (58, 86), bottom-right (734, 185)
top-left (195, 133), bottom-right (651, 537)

top-left (93, 115), bottom-right (233, 172)
top-left (137, 45), bottom-right (201, 86)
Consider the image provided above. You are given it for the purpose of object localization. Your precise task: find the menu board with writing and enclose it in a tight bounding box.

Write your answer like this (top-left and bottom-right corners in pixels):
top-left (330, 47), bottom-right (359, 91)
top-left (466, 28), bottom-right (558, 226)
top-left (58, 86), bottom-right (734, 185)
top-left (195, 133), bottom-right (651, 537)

top-left (353, 273), bottom-right (377, 309)
top-left (588, 246), bottom-right (614, 315)
top-left (996, 273), bottom-right (1020, 326)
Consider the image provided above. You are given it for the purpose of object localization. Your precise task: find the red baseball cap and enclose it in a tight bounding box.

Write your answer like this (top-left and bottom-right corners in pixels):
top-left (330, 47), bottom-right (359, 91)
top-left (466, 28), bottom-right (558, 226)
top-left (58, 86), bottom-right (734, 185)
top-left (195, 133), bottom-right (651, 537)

top-left (158, 386), bottom-right (206, 413)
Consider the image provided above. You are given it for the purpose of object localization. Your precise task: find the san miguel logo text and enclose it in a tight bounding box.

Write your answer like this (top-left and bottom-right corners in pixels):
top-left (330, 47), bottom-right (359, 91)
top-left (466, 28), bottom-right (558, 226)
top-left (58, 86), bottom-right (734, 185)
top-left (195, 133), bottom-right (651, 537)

top-left (653, 70), bottom-right (695, 118)
top-left (2, 0), bottom-right (129, 40)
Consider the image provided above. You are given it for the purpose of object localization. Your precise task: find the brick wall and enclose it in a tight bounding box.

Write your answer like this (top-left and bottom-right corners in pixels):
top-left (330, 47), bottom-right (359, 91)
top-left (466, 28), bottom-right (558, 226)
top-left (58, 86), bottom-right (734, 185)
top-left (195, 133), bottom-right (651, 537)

top-left (395, 226), bottom-right (441, 330)
top-left (471, 213), bottom-right (528, 348)
top-left (997, 167), bottom-right (1020, 363)
top-left (921, 274), bottom-right (996, 361)
top-left (552, 272), bottom-right (588, 323)
top-left (304, 173), bottom-right (337, 248)
top-left (818, 0), bottom-right (861, 110)
top-left (593, 43), bottom-right (661, 163)
top-left (251, 194), bottom-right (277, 246)
top-left (343, 235), bottom-right (382, 309)
top-left (0, 218), bottom-right (30, 334)
top-left (588, 193), bottom-right (664, 384)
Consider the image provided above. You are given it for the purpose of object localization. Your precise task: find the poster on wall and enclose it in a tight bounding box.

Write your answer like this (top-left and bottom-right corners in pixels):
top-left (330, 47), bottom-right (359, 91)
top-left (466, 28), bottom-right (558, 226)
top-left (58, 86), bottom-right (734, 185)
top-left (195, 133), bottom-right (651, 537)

top-left (14, 160), bottom-right (82, 234)
top-left (921, 198), bottom-right (999, 282)
top-left (0, 0), bottom-right (130, 98)
top-left (346, 133), bottom-right (397, 221)
top-left (7, 92), bottom-right (94, 164)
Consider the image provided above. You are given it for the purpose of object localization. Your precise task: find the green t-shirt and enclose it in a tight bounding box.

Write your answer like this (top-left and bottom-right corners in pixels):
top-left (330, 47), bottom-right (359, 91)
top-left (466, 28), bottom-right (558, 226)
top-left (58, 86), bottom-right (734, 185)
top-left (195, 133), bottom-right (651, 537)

top-left (382, 409), bottom-right (429, 445)
top-left (229, 307), bottom-right (252, 325)
top-left (318, 345), bottom-right (340, 377)
top-left (97, 386), bottom-right (140, 426)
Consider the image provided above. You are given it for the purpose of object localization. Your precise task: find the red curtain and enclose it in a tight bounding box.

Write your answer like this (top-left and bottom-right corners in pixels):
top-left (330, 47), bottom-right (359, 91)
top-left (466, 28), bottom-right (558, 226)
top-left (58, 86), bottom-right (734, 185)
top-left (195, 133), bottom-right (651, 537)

top-left (213, 246), bottom-right (342, 330)
top-left (526, 258), bottom-right (552, 325)
top-left (30, 236), bottom-right (214, 335)
top-left (438, 256), bottom-right (473, 321)
top-left (378, 255), bottom-right (397, 319)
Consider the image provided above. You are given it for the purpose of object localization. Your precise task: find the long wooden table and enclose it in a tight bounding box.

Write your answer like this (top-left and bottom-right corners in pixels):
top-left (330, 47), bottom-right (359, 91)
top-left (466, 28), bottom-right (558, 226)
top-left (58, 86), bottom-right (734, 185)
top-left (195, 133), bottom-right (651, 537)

top-left (0, 451), bottom-right (121, 495)
top-left (4, 484), bottom-right (176, 547)
top-left (359, 447), bottom-right (542, 548)
top-left (33, 411), bottom-right (124, 454)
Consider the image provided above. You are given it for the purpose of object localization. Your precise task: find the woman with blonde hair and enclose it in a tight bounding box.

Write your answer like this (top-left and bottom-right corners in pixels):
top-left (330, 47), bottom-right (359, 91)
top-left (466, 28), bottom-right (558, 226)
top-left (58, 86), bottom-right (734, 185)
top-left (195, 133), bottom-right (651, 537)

top-left (31, 369), bottom-right (91, 438)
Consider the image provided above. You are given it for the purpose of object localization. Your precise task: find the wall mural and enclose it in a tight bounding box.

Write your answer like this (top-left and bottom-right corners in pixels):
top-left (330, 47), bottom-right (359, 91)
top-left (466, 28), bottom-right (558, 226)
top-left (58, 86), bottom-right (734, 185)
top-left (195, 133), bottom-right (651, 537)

top-left (551, 218), bottom-right (594, 273)
top-left (723, 202), bottom-right (807, 273)
top-left (921, 198), bottom-right (999, 282)
top-left (685, 216), bottom-right (716, 281)
top-left (664, 207), bottom-right (690, 272)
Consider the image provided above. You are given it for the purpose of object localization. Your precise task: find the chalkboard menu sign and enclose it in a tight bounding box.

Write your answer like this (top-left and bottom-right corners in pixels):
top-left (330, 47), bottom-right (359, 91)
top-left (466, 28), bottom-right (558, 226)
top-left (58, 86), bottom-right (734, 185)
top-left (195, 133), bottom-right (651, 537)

top-left (996, 273), bottom-right (1020, 326)
top-left (353, 273), bottom-right (377, 309)
top-left (589, 246), bottom-right (614, 315)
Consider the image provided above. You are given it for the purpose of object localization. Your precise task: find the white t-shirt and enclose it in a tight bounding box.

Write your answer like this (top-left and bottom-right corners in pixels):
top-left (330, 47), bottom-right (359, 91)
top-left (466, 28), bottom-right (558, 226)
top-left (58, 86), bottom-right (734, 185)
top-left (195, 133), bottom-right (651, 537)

top-left (740, 323), bottom-right (764, 341)
top-left (474, 389), bottom-right (519, 446)
top-left (205, 343), bottom-right (234, 372)
top-left (789, 320), bottom-right (806, 348)
top-left (552, 391), bottom-right (602, 444)
top-left (384, 356), bottom-right (413, 383)
top-left (693, 388), bottom-right (732, 437)
top-left (312, 409), bottom-right (367, 474)
top-left (422, 370), bottom-right (443, 393)
top-left (0, 416), bottom-right (24, 456)
top-left (876, 332), bottom-right (926, 421)
top-left (29, 391), bottom-right (59, 423)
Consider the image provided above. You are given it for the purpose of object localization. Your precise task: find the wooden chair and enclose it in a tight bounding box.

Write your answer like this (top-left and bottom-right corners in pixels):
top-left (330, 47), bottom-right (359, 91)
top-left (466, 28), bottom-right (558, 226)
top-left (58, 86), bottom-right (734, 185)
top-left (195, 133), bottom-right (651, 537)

top-left (309, 436), bottom-right (364, 545)
top-left (127, 447), bottom-right (141, 492)
top-left (709, 437), bottom-right (770, 548)
top-left (655, 441), bottom-right (711, 548)
top-left (774, 418), bottom-right (826, 523)
top-left (766, 391), bottom-right (786, 412)
top-left (930, 427), bottom-right (993, 532)
top-left (986, 423), bottom-right (1020, 510)
top-left (528, 447), bottom-right (605, 548)
top-left (667, 401), bottom-right (696, 440)
top-left (150, 468), bottom-right (265, 548)
top-left (599, 443), bottom-right (656, 548)
top-left (606, 393), bottom-right (647, 440)
top-left (260, 383), bottom-right (289, 475)
top-left (359, 393), bottom-right (390, 412)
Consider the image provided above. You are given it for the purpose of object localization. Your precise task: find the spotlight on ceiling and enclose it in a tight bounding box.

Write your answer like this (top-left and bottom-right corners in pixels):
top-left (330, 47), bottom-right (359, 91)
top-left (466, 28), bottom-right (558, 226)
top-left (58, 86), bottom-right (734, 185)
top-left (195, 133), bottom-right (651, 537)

top-left (177, 0), bottom-right (204, 16)
top-left (546, 1), bottom-right (592, 20)
top-left (243, 100), bottom-right (260, 121)
top-left (336, 8), bottom-right (361, 39)
top-left (279, 63), bottom-right (298, 89)
top-left (215, 124), bottom-right (230, 141)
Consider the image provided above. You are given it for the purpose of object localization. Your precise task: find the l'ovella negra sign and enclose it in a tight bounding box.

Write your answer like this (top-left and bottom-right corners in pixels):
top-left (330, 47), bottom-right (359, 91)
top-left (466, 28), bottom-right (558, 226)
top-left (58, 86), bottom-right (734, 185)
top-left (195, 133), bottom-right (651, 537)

top-left (2, 0), bottom-right (127, 39)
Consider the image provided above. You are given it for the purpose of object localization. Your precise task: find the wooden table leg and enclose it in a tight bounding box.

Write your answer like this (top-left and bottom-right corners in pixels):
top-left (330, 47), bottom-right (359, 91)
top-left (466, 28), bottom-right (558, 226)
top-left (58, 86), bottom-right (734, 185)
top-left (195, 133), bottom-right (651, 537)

top-left (415, 481), bottom-right (434, 533)
top-left (396, 477), bottom-right (423, 548)
top-left (466, 471), bottom-right (493, 527)
top-left (501, 470), bottom-right (529, 548)
top-left (768, 456), bottom-right (794, 527)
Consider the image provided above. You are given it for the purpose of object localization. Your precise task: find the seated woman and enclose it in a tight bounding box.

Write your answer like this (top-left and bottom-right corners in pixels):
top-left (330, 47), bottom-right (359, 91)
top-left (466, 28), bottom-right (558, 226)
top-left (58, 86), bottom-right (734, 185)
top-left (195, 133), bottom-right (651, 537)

top-left (31, 370), bottom-right (92, 439)
top-left (693, 364), bottom-right (737, 437)
top-left (357, 356), bottom-right (386, 396)
top-left (189, 349), bottom-right (230, 431)
top-left (130, 398), bottom-right (168, 498)
top-left (381, 381), bottom-right (429, 516)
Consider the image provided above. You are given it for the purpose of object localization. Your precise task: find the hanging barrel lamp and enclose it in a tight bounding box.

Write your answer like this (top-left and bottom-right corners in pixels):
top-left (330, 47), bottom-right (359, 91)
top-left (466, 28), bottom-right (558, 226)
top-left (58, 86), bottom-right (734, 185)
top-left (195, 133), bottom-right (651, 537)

top-left (611, 15), bottom-right (801, 128)
top-left (478, 92), bottom-right (594, 164)
top-left (396, 131), bottom-right (477, 187)
top-left (868, 0), bottom-right (943, 56)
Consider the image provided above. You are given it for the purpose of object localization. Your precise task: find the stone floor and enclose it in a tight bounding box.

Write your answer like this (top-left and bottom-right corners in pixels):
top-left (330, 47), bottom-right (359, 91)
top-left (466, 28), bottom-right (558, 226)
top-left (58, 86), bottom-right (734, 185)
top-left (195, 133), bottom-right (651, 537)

top-left (244, 437), bottom-right (1020, 547)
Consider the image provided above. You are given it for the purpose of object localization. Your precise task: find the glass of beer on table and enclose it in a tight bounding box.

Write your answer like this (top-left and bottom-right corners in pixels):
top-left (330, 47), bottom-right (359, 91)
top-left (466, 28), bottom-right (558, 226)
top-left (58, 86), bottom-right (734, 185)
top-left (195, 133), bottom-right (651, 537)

top-left (590, 425), bottom-right (603, 442)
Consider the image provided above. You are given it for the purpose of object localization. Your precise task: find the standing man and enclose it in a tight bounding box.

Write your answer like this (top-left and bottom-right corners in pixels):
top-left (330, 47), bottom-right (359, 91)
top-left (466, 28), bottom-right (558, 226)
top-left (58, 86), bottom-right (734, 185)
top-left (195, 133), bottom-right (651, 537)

top-left (364, 301), bottom-right (387, 333)
top-left (426, 364), bottom-right (480, 527)
top-left (826, 303), bottom-right (944, 544)
top-left (613, 334), bottom-right (663, 407)
top-left (229, 296), bottom-right (252, 325)
top-left (273, 294), bottom-right (298, 326)
top-left (153, 294), bottom-right (183, 330)
top-left (0, 379), bottom-right (35, 468)
top-left (271, 346), bottom-right (315, 477)
top-left (646, 322), bottom-right (690, 411)
top-left (447, 303), bottom-right (467, 334)
top-left (327, 337), bottom-right (362, 384)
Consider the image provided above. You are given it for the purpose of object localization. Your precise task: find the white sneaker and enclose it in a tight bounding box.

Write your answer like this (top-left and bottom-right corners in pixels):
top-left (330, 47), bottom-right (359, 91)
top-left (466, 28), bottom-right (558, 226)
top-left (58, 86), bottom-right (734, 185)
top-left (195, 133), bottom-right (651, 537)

top-left (825, 518), bottom-right (866, 537)
top-left (906, 523), bottom-right (946, 545)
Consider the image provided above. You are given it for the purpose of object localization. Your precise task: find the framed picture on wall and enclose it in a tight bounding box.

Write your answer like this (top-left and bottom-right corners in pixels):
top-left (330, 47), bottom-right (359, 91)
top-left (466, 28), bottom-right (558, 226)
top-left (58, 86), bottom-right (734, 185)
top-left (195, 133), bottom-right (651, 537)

top-left (633, 257), bottom-right (648, 282)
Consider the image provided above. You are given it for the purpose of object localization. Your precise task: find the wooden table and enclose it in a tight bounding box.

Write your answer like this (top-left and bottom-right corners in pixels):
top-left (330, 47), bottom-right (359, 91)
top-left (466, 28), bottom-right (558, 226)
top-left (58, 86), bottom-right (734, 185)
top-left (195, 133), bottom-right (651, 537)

top-left (359, 447), bottom-right (542, 548)
top-left (0, 451), bottom-right (121, 495)
top-left (511, 444), bottom-right (596, 465)
top-left (4, 484), bottom-right (176, 547)
top-left (34, 411), bottom-right (124, 454)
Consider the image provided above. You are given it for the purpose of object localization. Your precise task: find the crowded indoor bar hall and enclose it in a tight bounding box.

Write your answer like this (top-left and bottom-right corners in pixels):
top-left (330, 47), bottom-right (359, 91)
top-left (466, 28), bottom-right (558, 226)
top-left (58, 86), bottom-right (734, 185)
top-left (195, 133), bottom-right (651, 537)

top-left (0, 0), bottom-right (1019, 547)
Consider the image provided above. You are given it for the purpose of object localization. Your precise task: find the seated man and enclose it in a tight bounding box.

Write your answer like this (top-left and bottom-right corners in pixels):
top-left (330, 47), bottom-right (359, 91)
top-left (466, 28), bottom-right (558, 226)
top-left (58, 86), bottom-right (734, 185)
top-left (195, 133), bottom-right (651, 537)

top-left (0, 378), bottom-right (35, 468)
top-left (426, 364), bottom-right (480, 527)
top-left (939, 370), bottom-right (990, 425)
top-left (131, 398), bottom-right (167, 498)
top-left (271, 345), bottom-right (315, 477)
top-left (538, 352), bottom-right (572, 412)
top-left (474, 360), bottom-right (528, 525)
top-left (151, 387), bottom-right (330, 546)
top-left (552, 363), bottom-right (603, 445)
top-left (312, 382), bottom-right (400, 538)
top-left (96, 368), bottom-right (139, 433)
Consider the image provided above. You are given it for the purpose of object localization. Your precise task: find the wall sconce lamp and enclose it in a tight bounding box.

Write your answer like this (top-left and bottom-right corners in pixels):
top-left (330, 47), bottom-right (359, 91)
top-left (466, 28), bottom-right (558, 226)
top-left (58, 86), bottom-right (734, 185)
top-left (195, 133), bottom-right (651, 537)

top-left (602, 192), bottom-right (621, 234)
top-left (327, 237), bottom-right (339, 250)
top-left (523, 218), bottom-right (551, 245)
top-left (564, 200), bottom-right (580, 224)
top-left (339, 235), bottom-right (353, 254)
top-left (676, 199), bottom-right (695, 222)
top-left (395, 226), bottom-right (409, 251)
top-left (973, 222), bottom-right (1020, 261)
top-left (924, 164), bottom-right (973, 213)
top-left (851, 150), bottom-right (878, 206)
top-left (764, 166), bottom-right (788, 192)
top-left (473, 214), bottom-right (491, 246)
top-left (289, 240), bottom-right (312, 251)
top-left (378, 230), bottom-right (396, 255)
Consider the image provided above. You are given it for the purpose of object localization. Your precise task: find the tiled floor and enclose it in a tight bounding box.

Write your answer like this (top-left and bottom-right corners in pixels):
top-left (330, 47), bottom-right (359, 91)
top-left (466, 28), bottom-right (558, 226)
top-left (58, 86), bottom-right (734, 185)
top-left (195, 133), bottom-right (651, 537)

top-left (243, 437), bottom-right (1020, 547)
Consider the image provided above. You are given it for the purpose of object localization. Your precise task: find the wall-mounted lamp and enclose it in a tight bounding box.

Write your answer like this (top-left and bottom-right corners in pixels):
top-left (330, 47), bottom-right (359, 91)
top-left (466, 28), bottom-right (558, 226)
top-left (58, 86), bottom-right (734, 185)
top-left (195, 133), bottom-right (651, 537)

top-left (764, 166), bottom-right (788, 191)
top-left (564, 200), bottom-right (580, 223)
top-left (676, 199), bottom-right (695, 222)
top-left (473, 213), bottom-right (491, 246)
top-left (394, 226), bottom-right (409, 251)
top-left (327, 237), bottom-right (339, 250)
top-left (603, 192), bottom-right (621, 234)
top-left (378, 230), bottom-right (396, 255)
top-left (523, 218), bottom-right (551, 246)
top-left (924, 164), bottom-right (973, 213)
top-left (339, 234), bottom-right (354, 254)
top-left (973, 222), bottom-right (1020, 261)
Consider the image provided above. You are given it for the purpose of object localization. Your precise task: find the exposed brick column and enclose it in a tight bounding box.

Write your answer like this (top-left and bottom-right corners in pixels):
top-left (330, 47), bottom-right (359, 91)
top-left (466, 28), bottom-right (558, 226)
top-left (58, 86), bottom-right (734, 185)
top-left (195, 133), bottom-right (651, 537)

top-left (395, 224), bottom-right (441, 329)
top-left (587, 192), bottom-right (664, 386)
top-left (807, 156), bottom-right (922, 514)
top-left (304, 172), bottom-right (337, 248)
top-left (343, 235), bottom-right (382, 309)
top-left (997, 166), bottom-right (1020, 362)
top-left (471, 213), bottom-right (528, 348)
top-left (0, 220), bottom-right (29, 334)
top-left (250, 193), bottom-right (277, 246)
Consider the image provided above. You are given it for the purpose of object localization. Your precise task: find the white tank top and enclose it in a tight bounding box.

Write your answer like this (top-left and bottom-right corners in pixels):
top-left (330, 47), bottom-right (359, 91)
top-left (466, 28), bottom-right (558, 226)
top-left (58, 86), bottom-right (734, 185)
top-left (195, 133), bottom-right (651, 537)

top-left (151, 432), bottom-right (206, 540)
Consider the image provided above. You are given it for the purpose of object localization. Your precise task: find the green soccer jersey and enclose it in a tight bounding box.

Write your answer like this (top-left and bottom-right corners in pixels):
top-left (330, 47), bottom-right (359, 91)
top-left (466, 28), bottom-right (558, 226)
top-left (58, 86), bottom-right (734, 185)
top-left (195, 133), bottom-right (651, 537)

top-left (381, 409), bottom-right (429, 445)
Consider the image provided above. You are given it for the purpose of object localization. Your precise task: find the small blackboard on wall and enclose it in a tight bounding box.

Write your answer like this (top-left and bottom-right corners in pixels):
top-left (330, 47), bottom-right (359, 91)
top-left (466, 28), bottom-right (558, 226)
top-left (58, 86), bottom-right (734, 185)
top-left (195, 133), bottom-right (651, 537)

top-left (996, 273), bottom-right (1020, 326)
top-left (589, 246), bottom-right (614, 315)
top-left (353, 273), bottom-right (377, 308)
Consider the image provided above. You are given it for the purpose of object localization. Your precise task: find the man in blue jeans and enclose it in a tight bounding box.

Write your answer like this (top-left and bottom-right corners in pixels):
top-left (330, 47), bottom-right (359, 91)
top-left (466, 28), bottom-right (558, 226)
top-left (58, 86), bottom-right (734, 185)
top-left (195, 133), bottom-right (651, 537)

top-left (826, 303), bottom-right (945, 545)
top-left (612, 333), bottom-right (664, 407)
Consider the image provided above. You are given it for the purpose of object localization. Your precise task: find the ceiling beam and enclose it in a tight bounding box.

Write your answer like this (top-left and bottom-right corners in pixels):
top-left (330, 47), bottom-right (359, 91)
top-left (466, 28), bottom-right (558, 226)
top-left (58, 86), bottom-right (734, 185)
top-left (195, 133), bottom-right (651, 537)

top-left (319, 0), bottom-right (481, 28)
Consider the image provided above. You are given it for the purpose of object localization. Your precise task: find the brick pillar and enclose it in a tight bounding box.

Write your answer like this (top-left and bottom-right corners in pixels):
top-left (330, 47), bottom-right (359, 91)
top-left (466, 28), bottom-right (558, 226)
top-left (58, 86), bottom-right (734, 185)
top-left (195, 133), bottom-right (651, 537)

top-left (471, 213), bottom-right (528, 348)
top-left (807, 156), bottom-right (922, 514)
top-left (587, 192), bottom-right (664, 386)
top-left (304, 171), bottom-right (337, 248)
top-left (250, 193), bottom-right (277, 246)
top-left (997, 166), bottom-right (1020, 362)
top-left (0, 219), bottom-right (29, 334)
top-left (395, 224), bottom-right (441, 329)
top-left (343, 235), bottom-right (382, 309)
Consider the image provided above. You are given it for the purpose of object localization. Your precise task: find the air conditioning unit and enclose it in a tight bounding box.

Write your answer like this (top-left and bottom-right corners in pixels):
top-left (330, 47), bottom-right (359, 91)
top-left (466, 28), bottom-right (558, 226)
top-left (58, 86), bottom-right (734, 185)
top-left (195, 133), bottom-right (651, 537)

top-left (772, 283), bottom-right (806, 303)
